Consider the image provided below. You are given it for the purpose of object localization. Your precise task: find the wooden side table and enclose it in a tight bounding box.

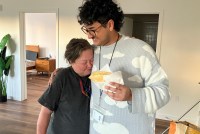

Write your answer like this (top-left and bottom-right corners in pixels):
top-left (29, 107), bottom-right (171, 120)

top-left (36, 58), bottom-right (56, 75)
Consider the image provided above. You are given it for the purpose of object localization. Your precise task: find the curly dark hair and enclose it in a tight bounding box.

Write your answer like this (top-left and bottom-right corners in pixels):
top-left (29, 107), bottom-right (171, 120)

top-left (77, 0), bottom-right (124, 32)
top-left (64, 38), bottom-right (94, 63)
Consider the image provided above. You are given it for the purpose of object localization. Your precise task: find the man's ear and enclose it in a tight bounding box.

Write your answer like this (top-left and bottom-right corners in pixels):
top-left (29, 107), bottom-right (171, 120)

top-left (107, 19), bottom-right (115, 31)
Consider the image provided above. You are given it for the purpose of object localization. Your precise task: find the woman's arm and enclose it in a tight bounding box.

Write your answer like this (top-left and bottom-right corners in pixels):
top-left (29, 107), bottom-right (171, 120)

top-left (37, 106), bottom-right (52, 134)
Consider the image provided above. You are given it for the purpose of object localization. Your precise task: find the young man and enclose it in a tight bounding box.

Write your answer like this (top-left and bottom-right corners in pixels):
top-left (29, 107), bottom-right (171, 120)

top-left (77, 0), bottom-right (170, 133)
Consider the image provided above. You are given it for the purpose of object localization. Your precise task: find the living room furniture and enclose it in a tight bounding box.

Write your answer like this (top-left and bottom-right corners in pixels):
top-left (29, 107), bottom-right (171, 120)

top-left (36, 58), bottom-right (56, 75)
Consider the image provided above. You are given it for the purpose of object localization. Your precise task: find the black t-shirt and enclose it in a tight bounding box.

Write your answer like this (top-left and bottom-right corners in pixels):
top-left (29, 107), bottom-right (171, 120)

top-left (38, 67), bottom-right (90, 134)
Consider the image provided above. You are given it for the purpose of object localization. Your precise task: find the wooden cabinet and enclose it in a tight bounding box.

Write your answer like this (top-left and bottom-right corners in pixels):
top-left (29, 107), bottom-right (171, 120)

top-left (36, 59), bottom-right (56, 75)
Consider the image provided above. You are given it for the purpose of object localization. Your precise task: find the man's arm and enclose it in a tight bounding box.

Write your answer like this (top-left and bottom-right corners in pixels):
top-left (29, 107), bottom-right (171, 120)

top-left (104, 57), bottom-right (170, 114)
top-left (48, 68), bottom-right (63, 86)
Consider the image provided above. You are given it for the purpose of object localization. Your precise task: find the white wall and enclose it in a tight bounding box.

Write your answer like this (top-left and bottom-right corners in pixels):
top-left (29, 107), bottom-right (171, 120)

top-left (25, 13), bottom-right (56, 58)
top-left (0, 0), bottom-right (200, 125)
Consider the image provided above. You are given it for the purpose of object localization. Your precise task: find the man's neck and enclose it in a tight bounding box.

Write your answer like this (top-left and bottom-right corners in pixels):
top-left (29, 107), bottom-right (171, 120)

top-left (104, 32), bottom-right (120, 46)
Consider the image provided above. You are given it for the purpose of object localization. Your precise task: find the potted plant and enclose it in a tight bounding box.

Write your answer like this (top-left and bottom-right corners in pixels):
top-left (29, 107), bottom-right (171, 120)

top-left (0, 34), bottom-right (13, 102)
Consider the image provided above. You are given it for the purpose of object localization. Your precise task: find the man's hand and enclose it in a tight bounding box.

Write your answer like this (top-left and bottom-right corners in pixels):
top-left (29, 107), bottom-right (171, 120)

top-left (104, 82), bottom-right (132, 101)
top-left (48, 68), bottom-right (63, 86)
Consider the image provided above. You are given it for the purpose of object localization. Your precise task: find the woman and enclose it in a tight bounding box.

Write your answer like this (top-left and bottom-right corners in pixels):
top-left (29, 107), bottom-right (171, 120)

top-left (37, 38), bottom-right (94, 134)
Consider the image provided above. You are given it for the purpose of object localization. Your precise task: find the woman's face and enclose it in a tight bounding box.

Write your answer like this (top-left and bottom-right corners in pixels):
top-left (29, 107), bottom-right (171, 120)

top-left (71, 49), bottom-right (94, 77)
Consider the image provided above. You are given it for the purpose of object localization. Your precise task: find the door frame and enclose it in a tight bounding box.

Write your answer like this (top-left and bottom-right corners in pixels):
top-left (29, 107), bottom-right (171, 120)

top-left (19, 8), bottom-right (59, 100)
top-left (123, 10), bottom-right (164, 60)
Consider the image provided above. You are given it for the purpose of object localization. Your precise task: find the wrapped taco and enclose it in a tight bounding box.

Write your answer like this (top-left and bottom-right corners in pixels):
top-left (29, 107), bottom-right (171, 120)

top-left (89, 71), bottom-right (111, 83)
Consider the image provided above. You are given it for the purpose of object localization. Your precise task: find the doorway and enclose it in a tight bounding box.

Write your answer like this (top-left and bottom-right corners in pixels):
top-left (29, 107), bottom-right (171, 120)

top-left (25, 13), bottom-right (57, 100)
top-left (121, 13), bottom-right (163, 58)
top-left (20, 10), bottom-right (58, 101)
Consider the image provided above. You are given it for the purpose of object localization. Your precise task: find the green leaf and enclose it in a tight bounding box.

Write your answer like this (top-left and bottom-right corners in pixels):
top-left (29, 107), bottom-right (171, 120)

top-left (4, 55), bottom-right (13, 76)
top-left (0, 68), bottom-right (3, 77)
top-left (0, 57), bottom-right (5, 70)
top-left (0, 34), bottom-right (11, 50)
top-left (2, 81), bottom-right (6, 96)
top-left (5, 55), bottom-right (13, 69)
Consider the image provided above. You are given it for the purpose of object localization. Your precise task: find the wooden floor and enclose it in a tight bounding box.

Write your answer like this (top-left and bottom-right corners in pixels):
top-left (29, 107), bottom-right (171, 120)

top-left (0, 74), bottom-right (169, 134)
top-left (0, 74), bottom-right (49, 134)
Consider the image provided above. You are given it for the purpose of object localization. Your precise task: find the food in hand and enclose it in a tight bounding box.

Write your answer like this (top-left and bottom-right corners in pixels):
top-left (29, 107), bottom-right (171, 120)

top-left (89, 71), bottom-right (111, 82)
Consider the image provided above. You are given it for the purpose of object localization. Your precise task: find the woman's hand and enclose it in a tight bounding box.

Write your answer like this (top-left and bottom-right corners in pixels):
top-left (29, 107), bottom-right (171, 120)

top-left (48, 68), bottom-right (63, 86)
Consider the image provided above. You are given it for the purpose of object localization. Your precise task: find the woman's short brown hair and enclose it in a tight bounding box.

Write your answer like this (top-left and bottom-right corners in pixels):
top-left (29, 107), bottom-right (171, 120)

top-left (64, 38), bottom-right (94, 63)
